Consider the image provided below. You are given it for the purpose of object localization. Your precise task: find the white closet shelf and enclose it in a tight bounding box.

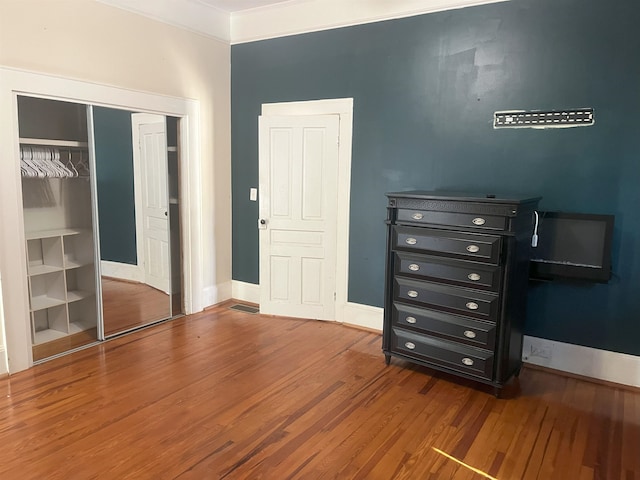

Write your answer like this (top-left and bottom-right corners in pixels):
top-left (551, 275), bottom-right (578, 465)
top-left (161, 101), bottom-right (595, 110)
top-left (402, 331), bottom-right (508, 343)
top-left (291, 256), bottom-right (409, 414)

top-left (64, 260), bottom-right (92, 269)
top-left (19, 137), bottom-right (88, 148)
top-left (29, 264), bottom-right (64, 276)
top-left (33, 328), bottom-right (69, 345)
top-left (25, 228), bottom-right (89, 240)
top-left (66, 290), bottom-right (94, 303)
top-left (31, 295), bottom-right (67, 311)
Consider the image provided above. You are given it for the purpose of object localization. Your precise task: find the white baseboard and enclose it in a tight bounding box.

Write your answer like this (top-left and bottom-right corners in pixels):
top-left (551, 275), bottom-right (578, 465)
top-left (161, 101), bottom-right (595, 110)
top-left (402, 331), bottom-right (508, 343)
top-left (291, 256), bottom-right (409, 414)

top-left (342, 302), bottom-right (383, 331)
top-left (231, 280), bottom-right (260, 304)
top-left (0, 347), bottom-right (6, 375)
top-left (100, 260), bottom-right (144, 283)
top-left (522, 336), bottom-right (640, 388)
top-left (0, 272), bottom-right (7, 374)
top-left (202, 281), bottom-right (233, 308)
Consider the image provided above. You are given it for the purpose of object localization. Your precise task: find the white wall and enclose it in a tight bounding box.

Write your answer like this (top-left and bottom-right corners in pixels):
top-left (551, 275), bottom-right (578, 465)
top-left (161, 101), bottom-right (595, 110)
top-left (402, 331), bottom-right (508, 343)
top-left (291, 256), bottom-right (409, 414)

top-left (0, 0), bottom-right (231, 372)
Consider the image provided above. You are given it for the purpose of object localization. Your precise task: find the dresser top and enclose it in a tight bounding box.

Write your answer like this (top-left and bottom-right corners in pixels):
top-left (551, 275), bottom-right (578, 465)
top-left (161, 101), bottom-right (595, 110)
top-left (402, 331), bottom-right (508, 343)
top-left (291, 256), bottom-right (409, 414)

top-left (386, 190), bottom-right (541, 206)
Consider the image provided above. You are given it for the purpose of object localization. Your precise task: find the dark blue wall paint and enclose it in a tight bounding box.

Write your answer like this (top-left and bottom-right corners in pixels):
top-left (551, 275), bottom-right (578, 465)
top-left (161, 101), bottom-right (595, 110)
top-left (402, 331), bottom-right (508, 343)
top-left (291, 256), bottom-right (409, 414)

top-left (93, 107), bottom-right (137, 265)
top-left (231, 0), bottom-right (640, 355)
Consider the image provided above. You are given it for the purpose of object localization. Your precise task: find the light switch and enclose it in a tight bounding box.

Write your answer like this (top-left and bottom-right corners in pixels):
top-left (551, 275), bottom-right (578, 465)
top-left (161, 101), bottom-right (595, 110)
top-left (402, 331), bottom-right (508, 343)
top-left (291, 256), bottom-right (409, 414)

top-left (250, 188), bottom-right (257, 201)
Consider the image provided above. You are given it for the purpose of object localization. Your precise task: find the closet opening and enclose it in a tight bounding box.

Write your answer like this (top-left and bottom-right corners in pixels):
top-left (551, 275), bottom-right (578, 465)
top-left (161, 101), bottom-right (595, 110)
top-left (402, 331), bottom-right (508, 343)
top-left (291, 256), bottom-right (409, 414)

top-left (18, 96), bottom-right (97, 361)
top-left (18, 96), bottom-right (184, 361)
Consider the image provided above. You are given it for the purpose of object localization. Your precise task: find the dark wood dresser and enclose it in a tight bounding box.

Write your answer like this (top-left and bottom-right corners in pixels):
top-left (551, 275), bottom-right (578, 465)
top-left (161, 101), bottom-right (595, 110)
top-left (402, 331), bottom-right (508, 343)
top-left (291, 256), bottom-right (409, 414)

top-left (383, 191), bottom-right (540, 396)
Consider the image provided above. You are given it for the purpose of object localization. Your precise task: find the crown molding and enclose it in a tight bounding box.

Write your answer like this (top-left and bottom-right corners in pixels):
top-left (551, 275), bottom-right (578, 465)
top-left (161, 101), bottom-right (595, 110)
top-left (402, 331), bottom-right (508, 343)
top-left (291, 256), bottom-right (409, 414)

top-left (230, 0), bottom-right (509, 44)
top-left (96, 0), bottom-right (231, 42)
top-left (96, 0), bottom-right (508, 45)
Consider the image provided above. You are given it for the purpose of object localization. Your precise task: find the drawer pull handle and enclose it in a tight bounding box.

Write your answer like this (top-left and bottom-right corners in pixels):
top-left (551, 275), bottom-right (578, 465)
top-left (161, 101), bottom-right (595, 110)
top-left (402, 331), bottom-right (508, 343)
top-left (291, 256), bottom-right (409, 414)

top-left (467, 273), bottom-right (481, 281)
top-left (472, 217), bottom-right (486, 226)
top-left (405, 342), bottom-right (416, 350)
top-left (406, 316), bottom-right (417, 324)
top-left (407, 290), bottom-right (418, 298)
top-left (405, 237), bottom-right (417, 245)
top-left (466, 244), bottom-right (480, 253)
top-left (466, 302), bottom-right (479, 310)
top-left (408, 263), bottom-right (420, 272)
top-left (462, 357), bottom-right (474, 366)
top-left (464, 330), bottom-right (477, 339)
top-left (411, 212), bottom-right (424, 220)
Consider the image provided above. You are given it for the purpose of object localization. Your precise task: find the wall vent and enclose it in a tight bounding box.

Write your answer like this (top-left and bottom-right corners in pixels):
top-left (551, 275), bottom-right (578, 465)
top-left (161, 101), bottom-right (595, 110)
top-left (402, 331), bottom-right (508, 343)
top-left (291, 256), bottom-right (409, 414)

top-left (494, 108), bottom-right (594, 129)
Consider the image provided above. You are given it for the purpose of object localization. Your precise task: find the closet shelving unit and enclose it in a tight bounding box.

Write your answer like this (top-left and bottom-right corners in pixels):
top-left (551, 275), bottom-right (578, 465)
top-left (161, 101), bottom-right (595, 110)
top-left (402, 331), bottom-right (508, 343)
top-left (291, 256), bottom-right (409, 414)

top-left (18, 96), bottom-right (99, 360)
top-left (25, 227), bottom-right (96, 344)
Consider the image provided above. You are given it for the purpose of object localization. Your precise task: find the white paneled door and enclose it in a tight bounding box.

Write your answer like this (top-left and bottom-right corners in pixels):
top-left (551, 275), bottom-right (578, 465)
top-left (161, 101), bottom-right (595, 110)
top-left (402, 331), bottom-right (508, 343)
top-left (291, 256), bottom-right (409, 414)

top-left (138, 121), bottom-right (170, 294)
top-left (259, 115), bottom-right (340, 320)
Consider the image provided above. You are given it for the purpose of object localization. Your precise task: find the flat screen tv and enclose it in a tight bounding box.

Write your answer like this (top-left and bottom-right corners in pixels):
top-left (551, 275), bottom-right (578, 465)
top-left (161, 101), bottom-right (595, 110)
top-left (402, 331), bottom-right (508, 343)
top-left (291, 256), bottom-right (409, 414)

top-left (529, 211), bottom-right (614, 283)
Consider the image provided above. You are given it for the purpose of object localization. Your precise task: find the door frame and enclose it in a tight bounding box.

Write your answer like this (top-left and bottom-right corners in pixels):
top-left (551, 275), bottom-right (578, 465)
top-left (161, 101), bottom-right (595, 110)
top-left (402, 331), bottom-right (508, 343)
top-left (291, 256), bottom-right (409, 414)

top-left (0, 67), bottom-right (203, 373)
top-left (261, 98), bottom-right (353, 323)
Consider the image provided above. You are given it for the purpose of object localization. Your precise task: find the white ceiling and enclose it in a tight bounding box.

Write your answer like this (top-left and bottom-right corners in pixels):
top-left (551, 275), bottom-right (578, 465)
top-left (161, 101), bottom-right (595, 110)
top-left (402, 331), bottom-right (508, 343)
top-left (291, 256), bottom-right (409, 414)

top-left (197, 0), bottom-right (293, 12)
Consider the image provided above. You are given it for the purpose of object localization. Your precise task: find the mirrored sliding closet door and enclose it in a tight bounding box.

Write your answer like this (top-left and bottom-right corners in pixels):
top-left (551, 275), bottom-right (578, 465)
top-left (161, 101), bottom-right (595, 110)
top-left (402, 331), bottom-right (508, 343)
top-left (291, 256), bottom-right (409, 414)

top-left (18, 96), bottom-right (183, 361)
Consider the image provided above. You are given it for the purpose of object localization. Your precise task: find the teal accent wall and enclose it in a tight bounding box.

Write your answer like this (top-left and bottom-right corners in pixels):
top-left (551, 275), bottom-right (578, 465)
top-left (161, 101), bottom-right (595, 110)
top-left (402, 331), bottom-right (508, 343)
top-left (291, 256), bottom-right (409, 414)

top-left (93, 107), bottom-right (137, 265)
top-left (231, 0), bottom-right (640, 355)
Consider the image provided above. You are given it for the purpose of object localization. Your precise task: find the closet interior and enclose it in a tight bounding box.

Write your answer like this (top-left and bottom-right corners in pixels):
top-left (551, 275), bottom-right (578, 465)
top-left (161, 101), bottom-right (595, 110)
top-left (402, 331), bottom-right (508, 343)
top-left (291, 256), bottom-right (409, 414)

top-left (19, 96), bottom-right (98, 361)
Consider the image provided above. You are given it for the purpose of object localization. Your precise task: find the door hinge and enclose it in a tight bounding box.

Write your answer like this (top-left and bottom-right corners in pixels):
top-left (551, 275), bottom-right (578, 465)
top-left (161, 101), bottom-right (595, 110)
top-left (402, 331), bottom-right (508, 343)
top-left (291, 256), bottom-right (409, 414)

top-left (334, 292), bottom-right (336, 301)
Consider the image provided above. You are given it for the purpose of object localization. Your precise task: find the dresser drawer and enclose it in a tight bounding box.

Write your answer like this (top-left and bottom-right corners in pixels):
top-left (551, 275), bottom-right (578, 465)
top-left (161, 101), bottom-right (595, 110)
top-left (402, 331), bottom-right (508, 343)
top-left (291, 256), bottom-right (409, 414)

top-left (391, 328), bottom-right (494, 380)
top-left (394, 277), bottom-right (499, 322)
top-left (393, 226), bottom-right (502, 264)
top-left (397, 208), bottom-right (507, 231)
top-left (393, 303), bottom-right (496, 349)
top-left (394, 252), bottom-right (502, 292)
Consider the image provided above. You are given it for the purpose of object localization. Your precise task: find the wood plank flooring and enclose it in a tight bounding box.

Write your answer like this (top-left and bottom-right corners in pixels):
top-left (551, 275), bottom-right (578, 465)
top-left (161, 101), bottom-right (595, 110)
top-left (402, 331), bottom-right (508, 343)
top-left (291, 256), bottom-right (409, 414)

top-left (1, 303), bottom-right (638, 479)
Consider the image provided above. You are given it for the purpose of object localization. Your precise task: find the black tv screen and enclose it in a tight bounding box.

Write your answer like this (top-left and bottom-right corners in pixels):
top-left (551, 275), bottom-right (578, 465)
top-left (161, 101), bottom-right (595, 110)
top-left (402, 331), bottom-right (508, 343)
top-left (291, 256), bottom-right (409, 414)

top-left (529, 211), bottom-right (614, 283)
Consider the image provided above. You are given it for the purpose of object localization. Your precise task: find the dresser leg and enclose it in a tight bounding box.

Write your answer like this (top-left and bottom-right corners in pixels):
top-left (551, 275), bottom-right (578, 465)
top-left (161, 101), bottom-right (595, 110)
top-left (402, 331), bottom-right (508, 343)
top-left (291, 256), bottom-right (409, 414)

top-left (493, 387), bottom-right (501, 398)
top-left (384, 354), bottom-right (391, 366)
top-left (514, 365), bottom-right (522, 378)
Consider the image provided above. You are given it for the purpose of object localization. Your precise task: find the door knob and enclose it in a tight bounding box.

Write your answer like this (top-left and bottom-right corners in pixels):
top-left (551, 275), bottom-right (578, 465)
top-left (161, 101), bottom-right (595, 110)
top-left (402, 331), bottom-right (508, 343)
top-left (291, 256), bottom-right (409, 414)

top-left (258, 218), bottom-right (267, 230)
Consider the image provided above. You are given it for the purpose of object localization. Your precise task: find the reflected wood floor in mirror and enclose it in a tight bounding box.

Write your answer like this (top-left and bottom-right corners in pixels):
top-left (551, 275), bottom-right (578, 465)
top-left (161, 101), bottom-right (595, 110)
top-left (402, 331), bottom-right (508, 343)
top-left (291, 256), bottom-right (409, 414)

top-left (102, 277), bottom-right (171, 336)
top-left (2, 303), bottom-right (638, 479)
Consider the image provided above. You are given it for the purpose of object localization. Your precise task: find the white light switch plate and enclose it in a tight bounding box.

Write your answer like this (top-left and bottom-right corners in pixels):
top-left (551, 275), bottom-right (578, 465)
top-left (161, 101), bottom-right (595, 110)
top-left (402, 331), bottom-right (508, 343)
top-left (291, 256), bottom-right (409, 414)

top-left (250, 188), bottom-right (257, 201)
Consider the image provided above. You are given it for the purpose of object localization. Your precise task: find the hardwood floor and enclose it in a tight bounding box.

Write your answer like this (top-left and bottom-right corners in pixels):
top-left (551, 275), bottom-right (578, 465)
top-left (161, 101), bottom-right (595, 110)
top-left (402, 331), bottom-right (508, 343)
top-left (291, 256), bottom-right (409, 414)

top-left (2, 303), bottom-right (638, 479)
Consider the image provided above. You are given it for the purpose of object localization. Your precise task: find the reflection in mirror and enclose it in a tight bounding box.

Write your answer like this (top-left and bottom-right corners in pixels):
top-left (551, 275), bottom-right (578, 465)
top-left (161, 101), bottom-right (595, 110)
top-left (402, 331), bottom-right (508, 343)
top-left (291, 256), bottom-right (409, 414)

top-left (93, 108), bottom-right (178, 336)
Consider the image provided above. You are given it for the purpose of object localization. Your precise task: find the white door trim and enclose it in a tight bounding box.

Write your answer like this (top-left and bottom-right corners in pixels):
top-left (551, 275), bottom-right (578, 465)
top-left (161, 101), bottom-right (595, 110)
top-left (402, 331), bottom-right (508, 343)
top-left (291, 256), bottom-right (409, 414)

top-left (261, 98), bottom-right (353, 323)
top-left (0, 66), bottom-right (203, 373)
